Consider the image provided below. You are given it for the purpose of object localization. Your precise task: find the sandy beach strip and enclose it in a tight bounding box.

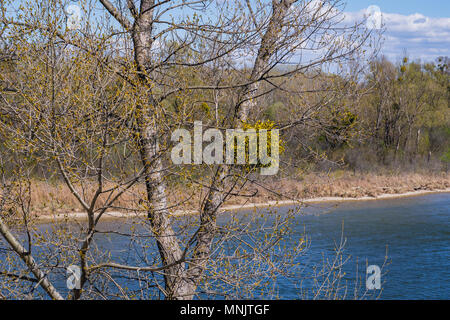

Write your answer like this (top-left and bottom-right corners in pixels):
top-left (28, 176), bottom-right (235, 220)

top-left (31, 187), bottom-right (450, 223)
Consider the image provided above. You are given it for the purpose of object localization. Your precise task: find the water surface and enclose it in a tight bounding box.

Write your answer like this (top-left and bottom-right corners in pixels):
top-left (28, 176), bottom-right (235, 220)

top-left (280, 192), bottom-right (450, 299)
top-left (9, 192), bottom-right (449, 299)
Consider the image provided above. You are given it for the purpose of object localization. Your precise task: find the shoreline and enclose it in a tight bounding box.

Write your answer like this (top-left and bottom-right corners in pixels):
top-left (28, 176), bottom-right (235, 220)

top-left (33, 187), bottom-right (450, 223)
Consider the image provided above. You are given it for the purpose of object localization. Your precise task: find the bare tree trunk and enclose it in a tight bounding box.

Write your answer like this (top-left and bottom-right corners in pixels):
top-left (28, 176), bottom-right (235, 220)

top-left (0, 217), bottom-right (63, 300)
top-left (416, 128), bottom-right (421, 155)
top-left (185, 0), bottom-right (295, 297)
top-left (131, 0), bottom-right (189, 299)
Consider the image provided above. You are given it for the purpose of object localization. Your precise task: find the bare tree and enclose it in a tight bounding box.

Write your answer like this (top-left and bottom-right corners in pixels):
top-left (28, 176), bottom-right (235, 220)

top-left (0, 0), bottom-right (379, 299)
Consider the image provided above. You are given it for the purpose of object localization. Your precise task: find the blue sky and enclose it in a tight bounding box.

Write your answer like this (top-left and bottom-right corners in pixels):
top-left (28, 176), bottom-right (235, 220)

top-left (343, 0), bottom-right (450, 62)
top-left (344, 0), bottom-right (450, 18)
top-left (7, 0), bottom-right (448, 63)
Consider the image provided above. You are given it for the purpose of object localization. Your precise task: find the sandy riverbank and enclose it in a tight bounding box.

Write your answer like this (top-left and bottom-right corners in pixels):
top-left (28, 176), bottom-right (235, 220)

top-left (34, 187), bottom-right (450, 222)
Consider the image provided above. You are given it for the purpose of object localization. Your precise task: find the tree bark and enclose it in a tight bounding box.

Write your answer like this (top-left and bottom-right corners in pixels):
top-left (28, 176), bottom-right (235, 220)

top-left (131, 0), bottom-right (189, 300)
top-left (0, 217), bottom-right (63, 300)
top-left (185, 0), bottom-right (295, 298)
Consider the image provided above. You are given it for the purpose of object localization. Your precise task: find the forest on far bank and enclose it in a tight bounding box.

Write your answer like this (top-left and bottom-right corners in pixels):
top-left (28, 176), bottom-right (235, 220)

top-left (259, 56), bottom-right (450, 175)
top-left (0, 0), bottom-right (449, 300)
top-left (1, 52), bottom-right (449, 182)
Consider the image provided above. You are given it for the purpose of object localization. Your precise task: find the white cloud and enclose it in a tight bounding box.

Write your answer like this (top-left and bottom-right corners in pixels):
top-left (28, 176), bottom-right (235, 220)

top-left (344, 8), bottom-right (450, 62)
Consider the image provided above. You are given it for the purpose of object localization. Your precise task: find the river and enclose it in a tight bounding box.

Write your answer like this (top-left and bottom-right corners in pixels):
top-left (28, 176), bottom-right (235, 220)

top-left (6, 192), bottom-right (450, 299)
top-left (277, 192), bottom-right (450, 299)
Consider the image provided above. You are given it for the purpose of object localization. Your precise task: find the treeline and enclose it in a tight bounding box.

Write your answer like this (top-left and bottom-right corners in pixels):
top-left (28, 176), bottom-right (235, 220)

top-left (260, 56), bottom-right (450, 173)
top-left (1, 52), bottom-right (448, 177)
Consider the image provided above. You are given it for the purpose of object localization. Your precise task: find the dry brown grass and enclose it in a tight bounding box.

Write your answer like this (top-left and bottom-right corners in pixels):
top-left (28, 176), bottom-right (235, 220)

top-left (28, 180), bottom-right (202, 215)
top-left (24, 171), bottom-right (450, 216)
top-left (241, 171), bottom-right (450, 203)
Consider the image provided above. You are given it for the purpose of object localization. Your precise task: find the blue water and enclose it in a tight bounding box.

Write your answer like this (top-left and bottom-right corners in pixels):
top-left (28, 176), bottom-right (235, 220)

top-left (91, 192), bottom-right (450, 299)
top-left (276, 193), bottom-right (450, 299)
top-left (3, 192), bottom-right (449, 299)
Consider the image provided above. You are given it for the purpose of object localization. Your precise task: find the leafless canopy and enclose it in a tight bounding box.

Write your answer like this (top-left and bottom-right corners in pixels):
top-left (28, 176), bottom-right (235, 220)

top-left (0, 0), bottom-right (380, 299)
